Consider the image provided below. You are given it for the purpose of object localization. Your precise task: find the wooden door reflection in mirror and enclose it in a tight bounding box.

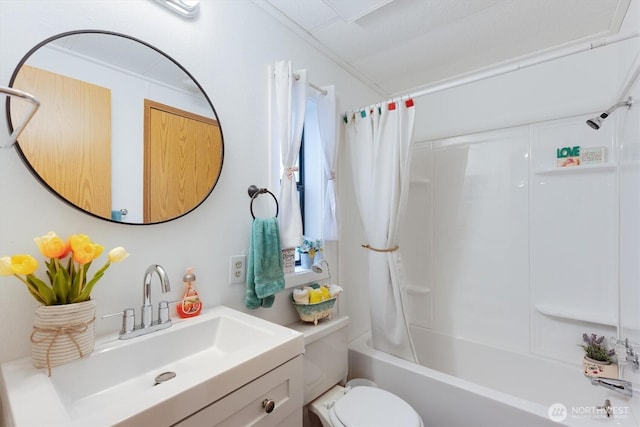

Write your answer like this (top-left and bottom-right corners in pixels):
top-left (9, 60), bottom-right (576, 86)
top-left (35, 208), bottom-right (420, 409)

top-left (144, 100), bottom-right (222, 223)
top-left (14, 65), bottom-right (112, 218)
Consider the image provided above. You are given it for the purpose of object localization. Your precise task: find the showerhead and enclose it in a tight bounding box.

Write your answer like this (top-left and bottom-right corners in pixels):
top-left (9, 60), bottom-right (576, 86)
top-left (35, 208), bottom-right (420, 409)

top-left (586, 114), bottom-right (607, 130)
top-left (586, 97), bottom-right (633, 130)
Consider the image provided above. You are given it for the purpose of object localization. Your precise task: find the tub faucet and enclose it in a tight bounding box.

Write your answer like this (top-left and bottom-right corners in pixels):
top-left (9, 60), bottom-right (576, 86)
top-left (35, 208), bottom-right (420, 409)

top-left (142, 264), bottom-right (171, 328)
top-left (590, 377), bottom-right (633, 398)
top-left (624, 339), bottom-right (639, 370)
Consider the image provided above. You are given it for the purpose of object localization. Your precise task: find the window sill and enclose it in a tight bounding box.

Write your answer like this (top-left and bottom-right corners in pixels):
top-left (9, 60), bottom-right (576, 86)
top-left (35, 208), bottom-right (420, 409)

top-left (284, 267), bottom-right (330, 289)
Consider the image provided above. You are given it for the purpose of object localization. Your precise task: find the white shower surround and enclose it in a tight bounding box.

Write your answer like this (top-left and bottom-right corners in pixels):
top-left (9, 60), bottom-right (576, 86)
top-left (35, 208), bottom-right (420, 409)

top-left (402, 115), bottom-right (622, 364)
top-left (350, 83), bottom-right (640, 427)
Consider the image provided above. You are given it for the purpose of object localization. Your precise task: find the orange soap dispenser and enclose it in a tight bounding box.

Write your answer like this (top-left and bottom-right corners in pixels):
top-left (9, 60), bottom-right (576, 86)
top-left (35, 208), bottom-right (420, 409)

top-left (177, 267), bottom-right (202, 318)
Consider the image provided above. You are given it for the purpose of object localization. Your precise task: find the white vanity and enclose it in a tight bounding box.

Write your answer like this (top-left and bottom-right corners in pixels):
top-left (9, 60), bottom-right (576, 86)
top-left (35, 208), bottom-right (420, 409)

top-left (0, 306), bottom-right (304, 426)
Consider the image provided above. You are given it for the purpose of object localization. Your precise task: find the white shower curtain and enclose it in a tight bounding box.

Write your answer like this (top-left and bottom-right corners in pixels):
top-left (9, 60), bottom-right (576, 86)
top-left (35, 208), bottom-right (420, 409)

top-left (345, 100), bottom-right (417, 362)
top-left (273, 61), bottom-right (307, 249)
top-left (317, 86), bottom-right (339, 241)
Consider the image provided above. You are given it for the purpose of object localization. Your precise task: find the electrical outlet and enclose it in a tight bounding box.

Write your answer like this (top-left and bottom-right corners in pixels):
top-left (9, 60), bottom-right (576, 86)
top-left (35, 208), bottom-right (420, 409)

top-left (229, 255), bottom-right (246, 285)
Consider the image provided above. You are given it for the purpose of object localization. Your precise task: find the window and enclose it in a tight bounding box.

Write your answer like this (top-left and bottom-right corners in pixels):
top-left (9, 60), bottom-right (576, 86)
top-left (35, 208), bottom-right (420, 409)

top-left (296, 130), bottom-right (305, 234)
top-left (300, 98), bottom-right (323, 241)
top-left (294, 132), bottom-right (304, 265)
top-left (271, 97), bottom-right (323, 263)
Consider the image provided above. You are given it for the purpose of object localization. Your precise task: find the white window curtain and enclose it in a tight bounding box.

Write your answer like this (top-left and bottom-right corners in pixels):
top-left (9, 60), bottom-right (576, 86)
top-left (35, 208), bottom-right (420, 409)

top-left (344, 100), bottom-right (417, 362)
top-left (273, 61), bottom-right (307, 249)
top-left (317, 86), bottom-right (339, 241)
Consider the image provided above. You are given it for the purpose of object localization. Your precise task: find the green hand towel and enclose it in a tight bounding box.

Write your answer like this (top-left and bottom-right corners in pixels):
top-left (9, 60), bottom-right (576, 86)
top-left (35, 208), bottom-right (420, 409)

top-left (244, 217), bottom-right (285, 309)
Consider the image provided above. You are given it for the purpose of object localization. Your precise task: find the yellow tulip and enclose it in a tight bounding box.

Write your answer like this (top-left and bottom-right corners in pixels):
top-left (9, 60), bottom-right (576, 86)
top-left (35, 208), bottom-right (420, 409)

top-left (92, 244), bottom-right (105, 259)
top-left (69, 234), bottom-right (104, 264)
top-left (8, 254), bottom-right (38, 275)
top-left (34, 231), bottom-right (68, 259)
top-left (107, 247), bottom-right (129, 263)
top-left (74, 243), bottom-right (104, 265)
top-left (68, 234), bottom-right (90, 251)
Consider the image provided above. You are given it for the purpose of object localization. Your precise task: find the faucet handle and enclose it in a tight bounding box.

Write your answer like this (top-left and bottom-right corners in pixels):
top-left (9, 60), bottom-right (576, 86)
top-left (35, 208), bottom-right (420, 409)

top-left (158, 301), bottom-right (171, 324)
top-left (596, 399), bottom-right (613, 418)
top-left (621, 338), bottom-right (640, 369)
top-left (103, 308), bottom-right (135, 334)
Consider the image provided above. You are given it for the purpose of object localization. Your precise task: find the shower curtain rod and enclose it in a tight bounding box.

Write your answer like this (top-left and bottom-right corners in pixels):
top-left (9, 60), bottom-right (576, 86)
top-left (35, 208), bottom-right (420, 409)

top-left (347, 32), bottom-right (640, 115)
top-left (293, 73), bottom-right (327, 96)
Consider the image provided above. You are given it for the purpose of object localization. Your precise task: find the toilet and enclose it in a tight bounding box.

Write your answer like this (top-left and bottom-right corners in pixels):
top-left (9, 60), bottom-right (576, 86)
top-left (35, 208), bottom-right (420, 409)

top-left (288, 315), bottom-right (424, 427)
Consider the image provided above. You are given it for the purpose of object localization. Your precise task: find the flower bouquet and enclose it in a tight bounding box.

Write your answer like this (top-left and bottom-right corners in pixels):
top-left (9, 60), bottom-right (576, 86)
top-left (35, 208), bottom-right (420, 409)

top-left (0, 231), bottom-right (128, 305)
top-left (297, 236), bottom-right (323, 269)
top-left (0, 232), bottom-right (128, 374)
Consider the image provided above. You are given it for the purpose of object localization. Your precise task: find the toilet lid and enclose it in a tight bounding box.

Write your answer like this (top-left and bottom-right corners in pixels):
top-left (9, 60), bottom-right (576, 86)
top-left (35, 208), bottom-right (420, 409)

top-left (330, 386), bottom-right (422, 427)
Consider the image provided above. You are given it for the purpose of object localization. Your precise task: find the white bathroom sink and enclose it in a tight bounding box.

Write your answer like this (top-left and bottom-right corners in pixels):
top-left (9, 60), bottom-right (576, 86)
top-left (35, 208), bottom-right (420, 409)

top-left (0, 305), bottom-right (303, 426)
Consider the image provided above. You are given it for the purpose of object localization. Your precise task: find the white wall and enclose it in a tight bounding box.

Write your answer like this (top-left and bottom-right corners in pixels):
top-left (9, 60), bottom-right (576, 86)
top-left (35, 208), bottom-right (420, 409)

top-left (0, 0), bottom-right (381, 364)
top-left (619, 65), bottom-right (640, 397)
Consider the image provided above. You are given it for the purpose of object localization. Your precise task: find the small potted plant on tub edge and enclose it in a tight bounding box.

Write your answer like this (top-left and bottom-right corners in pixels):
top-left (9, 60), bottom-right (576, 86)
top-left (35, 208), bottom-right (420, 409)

top-left (581, 333), bottom-right (617, 378)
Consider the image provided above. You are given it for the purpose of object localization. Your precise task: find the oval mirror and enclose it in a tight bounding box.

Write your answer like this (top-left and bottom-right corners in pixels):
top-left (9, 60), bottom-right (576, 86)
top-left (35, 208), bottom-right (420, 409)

top-left (7, 30), bottom-right (224, 224)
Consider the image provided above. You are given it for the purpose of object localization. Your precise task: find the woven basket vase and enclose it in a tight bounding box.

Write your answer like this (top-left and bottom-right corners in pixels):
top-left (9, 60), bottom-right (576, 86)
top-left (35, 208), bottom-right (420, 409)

top-left (31, 299), bottom-right (96, 374)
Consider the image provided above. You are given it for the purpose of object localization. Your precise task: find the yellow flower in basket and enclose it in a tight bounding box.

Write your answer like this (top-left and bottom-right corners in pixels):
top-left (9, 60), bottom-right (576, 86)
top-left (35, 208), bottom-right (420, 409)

top-left (0, 231), bottom-right (128, 306)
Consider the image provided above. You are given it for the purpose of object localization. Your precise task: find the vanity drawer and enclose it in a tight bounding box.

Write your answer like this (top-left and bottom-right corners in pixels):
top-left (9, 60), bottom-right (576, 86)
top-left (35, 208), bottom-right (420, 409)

top-left (175, 355), bottom-right (303, 427)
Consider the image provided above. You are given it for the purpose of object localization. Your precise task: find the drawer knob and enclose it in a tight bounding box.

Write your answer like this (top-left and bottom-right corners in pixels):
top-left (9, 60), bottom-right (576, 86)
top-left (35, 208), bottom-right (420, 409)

top-left (262, 399), bottom-right (275, 414)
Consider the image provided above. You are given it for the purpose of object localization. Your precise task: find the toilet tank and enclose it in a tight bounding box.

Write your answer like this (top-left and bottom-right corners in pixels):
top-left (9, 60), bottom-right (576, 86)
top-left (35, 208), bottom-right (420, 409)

top-left (288, 315), bottom-right (349, 405)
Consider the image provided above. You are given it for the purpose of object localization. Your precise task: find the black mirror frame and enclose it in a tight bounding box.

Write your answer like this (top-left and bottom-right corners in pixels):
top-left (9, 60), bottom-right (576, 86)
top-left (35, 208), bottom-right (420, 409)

top-left (5, 29), bottom-right (224, 225)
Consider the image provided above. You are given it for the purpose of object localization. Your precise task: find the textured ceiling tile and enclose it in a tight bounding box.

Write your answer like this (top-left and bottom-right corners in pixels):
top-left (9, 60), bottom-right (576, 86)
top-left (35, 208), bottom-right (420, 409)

top-left (312, 0), bottom-right (506, 62)
top-left (267, 0), bottom-right (338, 32)
top-left (265, 0), bottom-right (630, 95)
top-left (322, 0), bottom-right (395, 23)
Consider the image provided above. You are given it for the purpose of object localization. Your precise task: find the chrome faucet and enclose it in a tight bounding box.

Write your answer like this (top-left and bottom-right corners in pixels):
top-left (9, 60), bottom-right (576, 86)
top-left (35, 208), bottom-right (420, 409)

top-left (105, 264), bottom-right (172, 340)
top-left (142, 264), bottom-right (171, 328)
top-left (590, 377), bottom-right (633, 398)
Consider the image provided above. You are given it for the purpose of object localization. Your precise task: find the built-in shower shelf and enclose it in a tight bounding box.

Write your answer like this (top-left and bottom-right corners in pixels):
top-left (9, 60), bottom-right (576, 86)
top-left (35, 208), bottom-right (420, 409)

top-left (410, 179), bottom-right (431, 184)
top-left (534, 164), bottom-right (616, 176)
top-left (534, 304), bottom-right (616, 326)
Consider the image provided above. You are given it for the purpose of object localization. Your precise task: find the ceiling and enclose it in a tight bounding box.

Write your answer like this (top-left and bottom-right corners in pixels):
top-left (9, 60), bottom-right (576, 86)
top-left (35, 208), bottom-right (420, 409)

top-left (48, 33), bottom-right (197, 92)
top-left (260, 0), bottom-right (633, 97)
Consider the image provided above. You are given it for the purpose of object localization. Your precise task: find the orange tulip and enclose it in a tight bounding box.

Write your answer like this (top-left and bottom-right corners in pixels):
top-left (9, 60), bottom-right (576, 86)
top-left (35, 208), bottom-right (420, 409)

top-left (34, 231), bottom-right (68, 259)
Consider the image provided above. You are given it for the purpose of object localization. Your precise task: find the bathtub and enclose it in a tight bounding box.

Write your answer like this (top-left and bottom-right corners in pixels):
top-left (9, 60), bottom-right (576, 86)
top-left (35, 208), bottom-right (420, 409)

top-left (348, 328), bottom-right (638, 427)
